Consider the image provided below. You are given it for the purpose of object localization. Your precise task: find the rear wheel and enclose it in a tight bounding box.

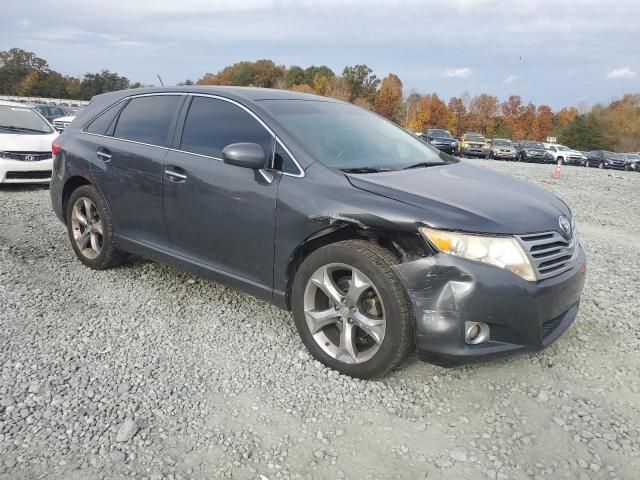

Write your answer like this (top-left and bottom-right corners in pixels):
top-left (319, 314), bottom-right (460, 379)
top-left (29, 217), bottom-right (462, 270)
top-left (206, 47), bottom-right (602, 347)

top-left (66, 185), bottom-right (125, 270)
top-left (291, 240), bottom-right (414, 378)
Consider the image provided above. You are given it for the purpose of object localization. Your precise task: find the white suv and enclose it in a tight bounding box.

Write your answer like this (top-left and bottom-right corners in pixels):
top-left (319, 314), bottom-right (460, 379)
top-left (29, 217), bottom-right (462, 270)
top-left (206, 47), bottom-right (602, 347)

top-left (53, 115), bottom-right (76, 133)
top-left (0, 100), bottom-right (59, 184)
top-left (545, 144), bottom-right (586, 165)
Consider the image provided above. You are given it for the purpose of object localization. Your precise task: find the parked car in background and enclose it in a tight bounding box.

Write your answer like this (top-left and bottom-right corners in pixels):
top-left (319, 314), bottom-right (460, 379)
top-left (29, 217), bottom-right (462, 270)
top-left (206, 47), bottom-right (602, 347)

top-left (623, 153), bottom-right (640, 171)
top-left (424, 128), bottom-right (457, 155)
top-left (545, 144), bottom-right (586, 165)
top-left (516, 141), bottom-right (547, 163)
top-left (489, 138), bottom-right (516, 160)
top-left (458, 132), bottom-right (490, 158)
top-left (53, 115), bottom-right (76, 133)
top-left (584, 151), bottom-right (627, 170)
top-left (49, 86), bottom-right (586, 378)
top-left (0, 100), bottom-right (58, 183)
top-left (32, 105), bottom-right (72, 124)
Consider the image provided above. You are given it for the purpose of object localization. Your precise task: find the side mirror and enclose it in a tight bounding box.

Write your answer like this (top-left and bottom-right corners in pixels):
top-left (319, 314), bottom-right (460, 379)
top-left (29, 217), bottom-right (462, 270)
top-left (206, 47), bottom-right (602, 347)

top-left (222, 143), bottom-right (266, 170)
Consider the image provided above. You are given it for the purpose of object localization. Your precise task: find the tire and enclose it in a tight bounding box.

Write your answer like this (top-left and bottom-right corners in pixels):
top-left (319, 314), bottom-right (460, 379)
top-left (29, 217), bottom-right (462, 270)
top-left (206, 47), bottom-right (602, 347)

top-left (66, 185), bottom-right (125, 270)
top-left (291, 240), bottom-right (414, 378)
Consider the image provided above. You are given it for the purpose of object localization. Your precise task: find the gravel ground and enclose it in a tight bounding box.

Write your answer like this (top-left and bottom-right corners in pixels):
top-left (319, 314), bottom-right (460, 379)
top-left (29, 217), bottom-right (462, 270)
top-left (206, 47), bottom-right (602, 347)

top-left (1, 160), bottom-right (639, 480)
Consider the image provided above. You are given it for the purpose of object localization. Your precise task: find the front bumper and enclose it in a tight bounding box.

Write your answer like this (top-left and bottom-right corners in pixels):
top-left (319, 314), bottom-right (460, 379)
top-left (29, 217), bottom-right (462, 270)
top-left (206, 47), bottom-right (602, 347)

top-left (0, 158), bottom-right (53, 184)
top-left (461, 146), bottom-right (490, 157)
top-left (492, 150), bottom-right (516, 160)
top-left (392, 246), bottom-right (587, 366)
top-left (431, 143), bottom-right (456, 155)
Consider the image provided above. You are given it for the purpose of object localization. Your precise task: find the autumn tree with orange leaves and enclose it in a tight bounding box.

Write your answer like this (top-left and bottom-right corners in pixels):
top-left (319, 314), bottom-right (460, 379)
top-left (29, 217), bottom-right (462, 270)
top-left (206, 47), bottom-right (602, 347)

top-left (373, 74), bottom-right (403, 121)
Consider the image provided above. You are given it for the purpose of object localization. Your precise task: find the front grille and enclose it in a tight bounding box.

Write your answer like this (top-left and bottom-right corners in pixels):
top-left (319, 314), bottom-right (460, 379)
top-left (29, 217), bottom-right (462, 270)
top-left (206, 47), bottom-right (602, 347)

top-left (6, 171), bottom-right (51, 180)
top-left (541, 314), bottom-right (563, 338)
top-left (518, 227), bottom-right (578, 280)
top-left (1, 151), bottom-right (51, 162)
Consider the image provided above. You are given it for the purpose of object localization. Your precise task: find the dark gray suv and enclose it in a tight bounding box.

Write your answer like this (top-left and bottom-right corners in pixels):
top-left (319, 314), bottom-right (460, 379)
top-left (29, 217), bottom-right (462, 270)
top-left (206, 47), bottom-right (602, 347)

top-left (50, 87), bottom-right (586, 378)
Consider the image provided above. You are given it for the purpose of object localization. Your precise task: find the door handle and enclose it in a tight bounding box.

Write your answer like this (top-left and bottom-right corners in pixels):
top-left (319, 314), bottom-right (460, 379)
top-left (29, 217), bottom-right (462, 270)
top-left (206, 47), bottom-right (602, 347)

top-left (96, 149), bottom-right (112, 161)
top-left (165, 169), bottom-right (187, 182)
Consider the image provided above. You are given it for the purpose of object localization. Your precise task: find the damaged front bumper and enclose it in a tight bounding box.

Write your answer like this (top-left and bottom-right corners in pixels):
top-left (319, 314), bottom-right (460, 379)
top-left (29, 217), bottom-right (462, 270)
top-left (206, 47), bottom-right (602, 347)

top-left (392, 247), bottom-right (587, 366)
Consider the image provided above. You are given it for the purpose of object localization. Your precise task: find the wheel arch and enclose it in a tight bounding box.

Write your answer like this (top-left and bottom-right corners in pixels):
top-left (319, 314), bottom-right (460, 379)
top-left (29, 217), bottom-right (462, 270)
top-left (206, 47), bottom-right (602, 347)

top-left (61, 176), bottom-right (92, 224)
top-left (282, 222), bottom-right (430, 310)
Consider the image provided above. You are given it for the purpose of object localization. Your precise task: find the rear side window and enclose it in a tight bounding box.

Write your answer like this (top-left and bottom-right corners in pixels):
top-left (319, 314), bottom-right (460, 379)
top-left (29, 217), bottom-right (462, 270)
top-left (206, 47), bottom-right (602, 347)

top-left (86, 103), bottom-right (123, 135)
top-left (113, 95), bottom-right (182, 147)
top-left (180, 96), bottom-right (273, 159)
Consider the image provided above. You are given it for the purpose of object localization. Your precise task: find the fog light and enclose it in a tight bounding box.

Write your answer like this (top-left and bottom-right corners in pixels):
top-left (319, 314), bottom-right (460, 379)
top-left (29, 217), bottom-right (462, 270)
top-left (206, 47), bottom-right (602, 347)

top-left (465, 322), bottom-right (490, 345)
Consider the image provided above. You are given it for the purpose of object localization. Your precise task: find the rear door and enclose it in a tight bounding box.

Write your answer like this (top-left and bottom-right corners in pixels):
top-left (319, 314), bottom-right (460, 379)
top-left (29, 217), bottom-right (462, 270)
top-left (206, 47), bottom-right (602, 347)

top-left (162, 95), bottom-right (279, 294)
top-left (89, 94), bottom-right (185, 247)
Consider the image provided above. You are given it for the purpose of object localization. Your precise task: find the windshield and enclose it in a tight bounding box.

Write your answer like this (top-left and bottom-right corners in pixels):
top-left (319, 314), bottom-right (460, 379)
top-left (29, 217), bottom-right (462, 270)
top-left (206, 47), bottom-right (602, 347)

top-left (493, 139), bottom-right (512, 147)
top-left (465, 134), bottom-right (485, 142)
top-left (0, 105), bottom-right (53, 134)
top-left (604, 151), bottom-right (624, 159)
top-left (259, 100), bottom-right (449, 171)
top-left (557, 145), bottom-right (570, 151)
top-left (428, 129), bottom-right (452, 139)
top-left (625, 153), bottom-right (640, 160)
top-left (523, 141), bottom-right (545, 149)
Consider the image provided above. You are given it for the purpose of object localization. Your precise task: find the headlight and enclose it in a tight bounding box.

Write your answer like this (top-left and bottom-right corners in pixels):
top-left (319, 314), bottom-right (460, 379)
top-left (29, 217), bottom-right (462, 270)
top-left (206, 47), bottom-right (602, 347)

top-left (420, 228), bottom-right (537, 281)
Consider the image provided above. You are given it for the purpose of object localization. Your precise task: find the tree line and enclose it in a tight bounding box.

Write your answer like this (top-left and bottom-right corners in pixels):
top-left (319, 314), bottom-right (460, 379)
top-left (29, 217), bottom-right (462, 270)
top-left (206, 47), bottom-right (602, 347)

top-left (2, 49), bottom-right (638, 151)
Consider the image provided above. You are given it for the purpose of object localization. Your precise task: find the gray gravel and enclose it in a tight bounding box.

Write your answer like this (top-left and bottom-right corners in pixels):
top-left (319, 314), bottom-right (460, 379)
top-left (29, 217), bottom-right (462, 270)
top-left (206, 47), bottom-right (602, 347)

top-left (1, 160), bottom-right (639, 480)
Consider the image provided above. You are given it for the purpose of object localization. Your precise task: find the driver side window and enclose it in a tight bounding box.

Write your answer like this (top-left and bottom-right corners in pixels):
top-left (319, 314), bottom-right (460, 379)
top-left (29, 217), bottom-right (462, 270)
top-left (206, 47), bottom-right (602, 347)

top-left (180, 96), bottom-right (273, 160)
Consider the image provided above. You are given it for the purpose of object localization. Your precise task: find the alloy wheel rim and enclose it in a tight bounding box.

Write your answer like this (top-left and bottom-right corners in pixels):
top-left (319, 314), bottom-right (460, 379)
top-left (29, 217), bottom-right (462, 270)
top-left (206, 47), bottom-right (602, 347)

top-left (71, 197), bottom-right (104, 260)
top-left (303, 263), bottom-right (386, 364)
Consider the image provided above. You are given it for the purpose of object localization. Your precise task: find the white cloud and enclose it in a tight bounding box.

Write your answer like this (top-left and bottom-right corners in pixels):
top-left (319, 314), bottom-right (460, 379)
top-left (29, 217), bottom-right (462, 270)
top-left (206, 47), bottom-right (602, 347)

top-left (504, 74), bottom-right (517, 84)
top-left (17, 19), bottom-right (32, 28)
top-left (444, 67), bottom-right (472, 78)
top-left (606, 67), bottom-right (636, 79)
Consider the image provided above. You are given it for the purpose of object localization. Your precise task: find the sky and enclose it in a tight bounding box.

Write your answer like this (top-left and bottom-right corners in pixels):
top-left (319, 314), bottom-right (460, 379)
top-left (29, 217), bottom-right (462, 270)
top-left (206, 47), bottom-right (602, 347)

top-left (2, 0), bottom-right (639, 110)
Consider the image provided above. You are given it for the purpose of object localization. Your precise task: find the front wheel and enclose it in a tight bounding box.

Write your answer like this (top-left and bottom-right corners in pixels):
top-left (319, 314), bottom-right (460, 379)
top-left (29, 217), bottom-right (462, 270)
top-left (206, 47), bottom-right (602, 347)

top-left (291, 240), bottom-right (414, 378)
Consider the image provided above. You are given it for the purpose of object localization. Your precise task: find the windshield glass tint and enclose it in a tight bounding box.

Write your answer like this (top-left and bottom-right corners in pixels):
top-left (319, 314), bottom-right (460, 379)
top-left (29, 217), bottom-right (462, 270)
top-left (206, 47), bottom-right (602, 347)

top-left (428, 129), bottom-right (451, 138)
top-left (523, 142), bottom-right (544, 149)
top-left (557, 145), bottom-right (570, 151)
top-left (260, 100), bottom-right (447, 170)
top-left (465, 134), bottom-right (485, 142)
top-left (493, 140), bottom-right (511, 146)
top-left (605, 152), bottom-right (623, 159)
top-left (0, 105), bottom-right (53, 133)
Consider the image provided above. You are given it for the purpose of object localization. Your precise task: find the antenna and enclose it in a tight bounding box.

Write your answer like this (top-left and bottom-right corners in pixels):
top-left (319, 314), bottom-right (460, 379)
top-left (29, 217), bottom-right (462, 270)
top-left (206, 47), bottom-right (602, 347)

top-left (157, 74), bottom-right (165, 87)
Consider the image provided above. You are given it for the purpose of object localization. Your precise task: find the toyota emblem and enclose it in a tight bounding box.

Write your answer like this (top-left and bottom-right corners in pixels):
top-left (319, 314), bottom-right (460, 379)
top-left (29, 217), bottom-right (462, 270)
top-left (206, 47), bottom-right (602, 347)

top-left (558, 215), bottom-right (571, 238)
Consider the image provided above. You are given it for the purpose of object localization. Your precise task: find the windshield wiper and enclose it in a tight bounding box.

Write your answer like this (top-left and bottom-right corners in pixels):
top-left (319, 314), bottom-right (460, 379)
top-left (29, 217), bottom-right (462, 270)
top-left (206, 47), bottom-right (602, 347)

top-left (340, 167), bottom-right (384, 174)
top-left (0, 125), bottom-right (48, 134)
top-left (402, 162), bottom-right (444, 170)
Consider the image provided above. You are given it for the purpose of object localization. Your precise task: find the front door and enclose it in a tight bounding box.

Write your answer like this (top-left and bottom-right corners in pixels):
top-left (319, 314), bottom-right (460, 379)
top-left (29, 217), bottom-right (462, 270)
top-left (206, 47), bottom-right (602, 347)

top-left (163, 95), bottom-right (279, 294)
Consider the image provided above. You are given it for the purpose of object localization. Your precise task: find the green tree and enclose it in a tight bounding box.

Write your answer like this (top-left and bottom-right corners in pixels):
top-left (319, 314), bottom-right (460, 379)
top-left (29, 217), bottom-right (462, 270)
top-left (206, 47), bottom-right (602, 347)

top-left (79, 70), bottom-right (131, 100)
top-left (285, 66), bottom-right (306, 87)
top-left (304, 65), bottom-right (334, 85)
top-left (0, 48), bottom-right (49, 95)
top-left (342, 64), bottom-right (380, 102)
top-left (557, 113), bottom-right (609, 151)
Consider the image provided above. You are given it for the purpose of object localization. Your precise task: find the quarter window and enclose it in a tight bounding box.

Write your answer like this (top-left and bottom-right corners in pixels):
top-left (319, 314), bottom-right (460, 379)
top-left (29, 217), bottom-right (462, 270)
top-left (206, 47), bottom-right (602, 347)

top-left (86, 103), bottom-right (124, 135)
top-left (113, 95), bottom-right (182, 147)
top-left (180, 97), bottom-right (273, 159)
top-left (273, 142), bottom-right (299, 174)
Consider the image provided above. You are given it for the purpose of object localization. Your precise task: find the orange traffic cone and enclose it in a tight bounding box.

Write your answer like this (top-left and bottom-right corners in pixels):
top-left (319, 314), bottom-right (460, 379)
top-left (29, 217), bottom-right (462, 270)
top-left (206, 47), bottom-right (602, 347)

top-left (554, 160), bottom-right (561, 179)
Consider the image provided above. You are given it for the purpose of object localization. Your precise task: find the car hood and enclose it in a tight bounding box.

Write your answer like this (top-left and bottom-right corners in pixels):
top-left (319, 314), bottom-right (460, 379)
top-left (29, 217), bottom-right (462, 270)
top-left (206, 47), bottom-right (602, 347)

top-left (0, 132), bottom-right (58, 151)
top-left (346, 162), bottom-right (570, 235)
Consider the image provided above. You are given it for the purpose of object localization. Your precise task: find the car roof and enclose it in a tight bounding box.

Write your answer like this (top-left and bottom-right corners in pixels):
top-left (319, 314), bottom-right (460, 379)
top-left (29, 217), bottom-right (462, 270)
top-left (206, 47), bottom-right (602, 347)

top-left (92, 85), bottom-right (341, 105)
